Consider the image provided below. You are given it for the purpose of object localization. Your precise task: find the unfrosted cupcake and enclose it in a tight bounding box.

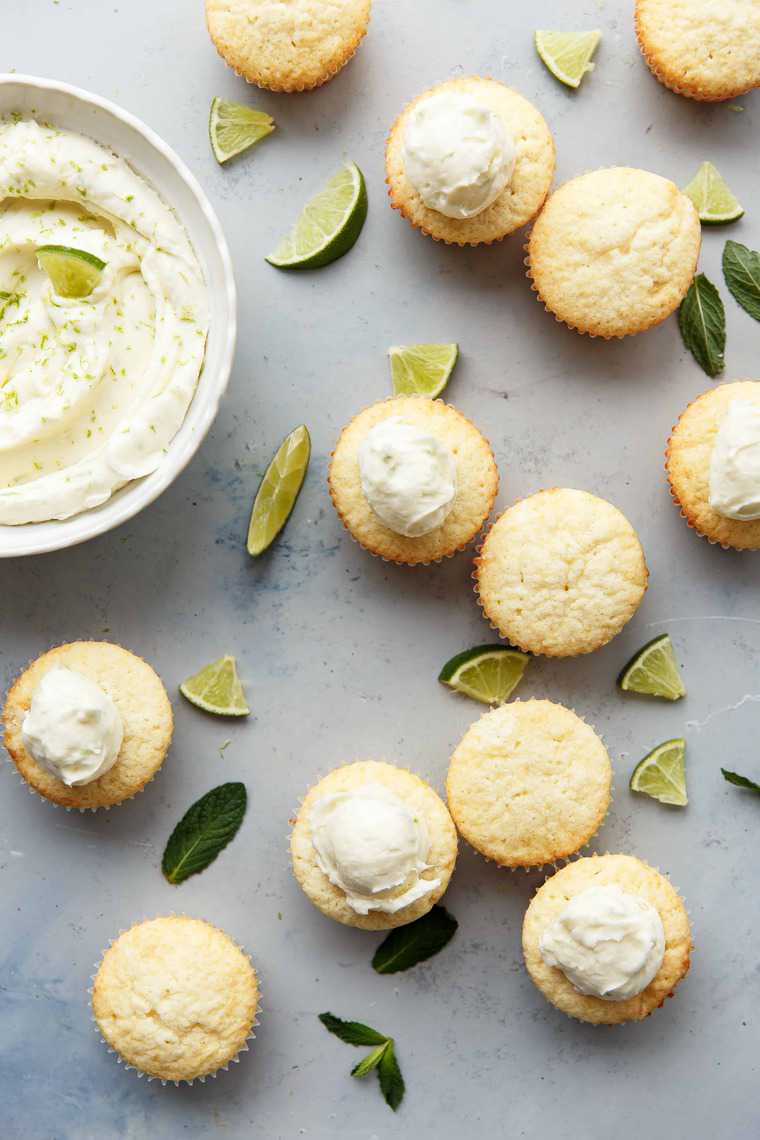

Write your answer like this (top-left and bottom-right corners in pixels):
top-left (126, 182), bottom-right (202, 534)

top-left (328, 396), bottom-right (498, 565)
top-left (666, 380), bottom-right (760, 550)
top-left (522, 854), bottom-right (691, 1024)
top-left (636, 0), bottom-right (760, 102)
top-left (205, 0), bottom-right (371, 92)
top-left (3, 641), bottom-right (172, 810)
top-left (527, 167), bottom-right (700, 338)
top-left (475, 489), bottom-right (648, 657)
top-left (92, 916), bottom-right (259, 1083)
top-left (290, 760), bottom-right (458, 931)
top-left (446, 701), bottom-right (612, 868)
top-left (386, 76), bottom-right (554, 246)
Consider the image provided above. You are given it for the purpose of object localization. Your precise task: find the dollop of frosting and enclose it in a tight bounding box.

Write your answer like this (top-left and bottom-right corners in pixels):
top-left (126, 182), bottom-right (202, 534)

top-left (709, 399), bottom-right (760, 521)
top-left (358, 416), bottom-right (457, 537)
top-left (21, 666), bottom-right (123, 787)
top-left (401, 90), bottom-right (516, 219)
top-left (539, 884), bottom-right (665, 1002)
top-left (309, 782), bottom-right (439, 915)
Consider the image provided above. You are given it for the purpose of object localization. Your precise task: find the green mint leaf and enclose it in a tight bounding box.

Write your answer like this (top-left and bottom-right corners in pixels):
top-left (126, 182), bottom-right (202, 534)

top-left (318, 1012), bottom-right (388, 1047)
top-left (372, 905), bottom-right (458, 974)
top-left (351, 1042), bottom-right (389, 1078)
top-left (721, 768), bottom-right (760, 794)
top-left (678, 273), bottom-right (726, 378)
top-left (378, 1040), bottom-right (405, 1111)
top-left (161, 781), bottom-right (247, 884)
top-left (722, 240), bottom-right (760, 322)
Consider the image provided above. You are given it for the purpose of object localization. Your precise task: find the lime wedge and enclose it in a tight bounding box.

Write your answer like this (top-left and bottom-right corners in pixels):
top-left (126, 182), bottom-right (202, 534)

top-left (36, 245), bottom-right (106, 298)
top-left (209, 96), bottom-right (275, 164)
top-left (617, 634), bottom-right (686, 701)
top-left (439, 644), bottom-right (530, 705)
top-left (389, 343), bottom-right (459, 399)
top-left (683, 161), bottom-right (744, 224)
top-left (247, 425), bottom-right (310, 555)
top-left (180, 655), bottom-right (250, 717)
top-left (266, 161), bottom-right (367, 269)
top-left (535, 30), bottom-right (601, 88)
top-left (630, 738), bottom-right (687, 806)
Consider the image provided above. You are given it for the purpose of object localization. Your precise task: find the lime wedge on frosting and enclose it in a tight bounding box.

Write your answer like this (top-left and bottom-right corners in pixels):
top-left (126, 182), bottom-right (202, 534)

top-left (36, 245), bottom-right (105, 298)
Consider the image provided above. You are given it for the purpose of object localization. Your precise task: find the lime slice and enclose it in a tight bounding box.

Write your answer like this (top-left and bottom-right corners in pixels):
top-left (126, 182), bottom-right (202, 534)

top-left (180, 655), bottom-right (250, 717)
top-left (617, 634), bottom-right (686, 701)
top-left (535, 30), bottom-right (601, 88)
top-left (266, 161), bottom-right (367, 270)
top-left (439, 644), bottom-right (530, 705)
top-left (209, 96), bottom-right (275, 164)
top-left (389, 343), bottom-right (459, 398)
top-left (630, 738), bottom-right (687, 806)
top-left (683, 161), bottom-right (744, 224)
top-left (36, 245), bottom-right (105, 298)
top-left (247, 425), bottom-right (311, 555)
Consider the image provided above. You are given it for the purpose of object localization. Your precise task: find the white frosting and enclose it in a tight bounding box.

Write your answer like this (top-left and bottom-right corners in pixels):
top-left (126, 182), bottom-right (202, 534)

top-left (709, 399), bottom-right (760, 521)
top-left (309, 782), bottom-right (439, 915)
top-left (358, 416), bottom-right (456, 537)
top-left (401, 90), bottom-right (516, 219)
top-left (539, 885), bottom-right (665, 1002)
top-left (21, 666), bottom-right (123, 786)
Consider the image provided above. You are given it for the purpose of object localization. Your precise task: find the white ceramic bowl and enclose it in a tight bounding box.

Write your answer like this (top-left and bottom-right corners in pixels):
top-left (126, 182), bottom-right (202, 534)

top-left (0, 75), bottom-right (236, 557)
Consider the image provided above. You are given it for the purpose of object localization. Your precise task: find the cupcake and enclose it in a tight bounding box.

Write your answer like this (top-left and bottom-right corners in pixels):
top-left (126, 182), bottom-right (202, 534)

top-left (3, 641), bottom-right (172, 810)
top-left (527, 167), bottom-right (701, 338)
top-left (328, 395), bottom-right (498, 565)
top-left (636, 0), bottom-right (760, 102)
top-left (205, 0), bottom-right (371, 92)
top-left (92, 916), bottom-right (259, 1083)
top-left (522, 854), bottom-right (692, 1024)
top-left (475, 489), bottom-right (648, 657)
top-left (290, 760), bottom-right (458, 931)
top-left (386, 76), bottom-right (554, 246)
top-left (446, 700), bottom-right (612, 868)
top-left (666, 380), bottom-right (760, 550)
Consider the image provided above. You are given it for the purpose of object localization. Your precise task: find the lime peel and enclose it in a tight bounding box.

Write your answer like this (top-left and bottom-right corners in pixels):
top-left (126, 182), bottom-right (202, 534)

top-left (630, 738), bottom-right (687, 806)
top-left (180, 655), bottom-right (250, 717)
top-left (439, 644), bottom-right (530, 705)
top-left (535, 30), bottom-right (601, 89)
top-left (247, 425), bottom-right (311, 556)
top-left (389, 343), bottom-right (459, 398)
top-left (617, 634), bottom-right (686, 701)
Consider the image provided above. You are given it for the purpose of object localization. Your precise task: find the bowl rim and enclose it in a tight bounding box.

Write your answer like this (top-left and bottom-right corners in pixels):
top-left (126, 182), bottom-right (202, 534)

top-left (0, 72), bottom-right (237, 558)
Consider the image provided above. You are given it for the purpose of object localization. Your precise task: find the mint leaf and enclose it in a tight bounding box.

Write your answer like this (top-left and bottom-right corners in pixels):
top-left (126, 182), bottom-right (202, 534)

top-left (722, 768), bottom-right (760, 794)
top-left (378, 1041), bottom-right (405, 1111)
top-left (372, 905), bottom-right (458, 974)
top-left (678, 273), bottom-right (726, 377)
top-left (351, 1042), bottom-right (389, 1078)
top-left (318, 1012), bottom-right (388, 1047)
top-left (161, 781), bottom-right (246, 884)
top-left (722, 240), bottom-right (760, 321)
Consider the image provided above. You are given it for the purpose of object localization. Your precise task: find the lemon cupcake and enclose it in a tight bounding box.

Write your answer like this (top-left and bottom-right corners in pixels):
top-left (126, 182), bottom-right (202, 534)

top-left (386, 76), bottom-right (555, 246)
top-left (290, 760), bottom-right (458, 931)
top-left (446, 701), bottom-right (612, 868)
top-left (328, 396), bottom-right (498, 565)
top-left (527, 167), bottom-right (701, 338)
top-left (205, 0), bottom-right (371, 92)
top-left (636, 0), bottom-right (760, 102)
top-left (3, 641), bottom-right (172, 810)
top-left (666, 380), bottom-right (760, 550)
top-left (523, 854), bottom-right (692, 1024)
top-left (92, 916), bottom-right (259, 1083)
top-left (475, 489), bottom-right (648, 657)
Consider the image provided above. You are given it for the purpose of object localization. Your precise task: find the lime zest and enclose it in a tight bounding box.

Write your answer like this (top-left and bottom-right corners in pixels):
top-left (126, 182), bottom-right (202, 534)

top-left (36, 245), bottom-right (106, 298)
top-left (630, 738), bottom-right (687, 806)
top-left (266, 162), bottom-right (367, 270)
top-left (209, 96), bottom-right (275, 164)
top-left (683, 161), bottom-right (744, 225)
top-left (389, 343), bottom-right (459, 399)
top-left (179, 655), bottom-right (250, 717)
top-left (247, 425), bottom-right (311, 556)
top-left (535, 30), bottom-right (601, 89)
top-left (439, 644), bottom-right (530, 705)
top-left (617, 634), bottom-right (686, 701)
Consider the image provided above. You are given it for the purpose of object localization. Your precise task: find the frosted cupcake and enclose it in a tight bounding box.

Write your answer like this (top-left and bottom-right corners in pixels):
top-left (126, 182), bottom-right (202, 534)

top-left (475, 489), bottom-right (648, 657)
top-left (522, 854), bottom-right (692, 1024)
top-left (290, 760), bottom-right (458, 931)
top-left (3, 642), bottom-right (172, 809)
top-left (527, 167), bottom-right (700, 338)
top-left (205, 0), bottom-right (371, 92)
top-left (666, 380), bottom-right (760, 550)
top-left (92, 916), bottom-right (259, 1082)
top-left (636, 0), bottom-right (760, 102)
top-left (386, 76), bottom-right (554, 246)
top-left (446, 701), bottom-right (612, 868)
top-left (328, 396), bottom-right (498, 565)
